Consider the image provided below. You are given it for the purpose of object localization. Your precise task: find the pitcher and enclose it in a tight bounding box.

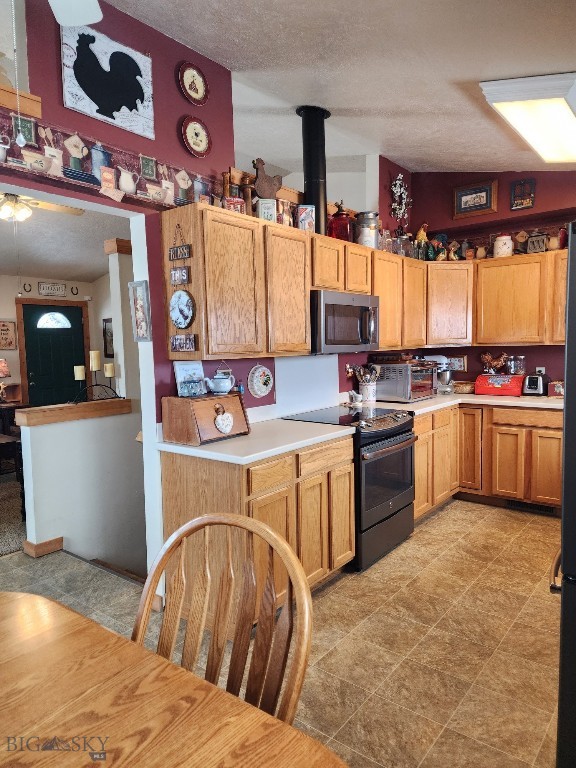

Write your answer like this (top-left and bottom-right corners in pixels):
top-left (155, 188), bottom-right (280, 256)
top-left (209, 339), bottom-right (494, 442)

top-left (117, 166), bottom-right (140, 195)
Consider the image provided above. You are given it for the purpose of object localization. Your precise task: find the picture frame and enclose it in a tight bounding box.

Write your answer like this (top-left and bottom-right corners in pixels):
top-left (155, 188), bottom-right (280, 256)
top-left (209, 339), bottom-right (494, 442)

top-left (173, 360), bottom-right (207, 397)
top-left (102, 318), bottom-right (114, 358)
top-left (446, 354), bottom-right (468, 373)
top-left (0, 319), bottom-right (17, 350)
top-left (510, 178), bottom-right (535, 211)
top-left (128, 280), bottom-right (152, 342)
top-left (11, 114), bottom-right (37, 147)
top-left (453, 180), bottom-right (498, 219)
top-left (139, 154), bottom-right (157, 181)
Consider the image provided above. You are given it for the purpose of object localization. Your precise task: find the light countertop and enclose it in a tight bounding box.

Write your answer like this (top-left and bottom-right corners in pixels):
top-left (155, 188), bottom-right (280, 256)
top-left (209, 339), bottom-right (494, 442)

top-left (372, 394), bottom-right (564, 415)
top-left (157, 419), bottom-right (355, 465)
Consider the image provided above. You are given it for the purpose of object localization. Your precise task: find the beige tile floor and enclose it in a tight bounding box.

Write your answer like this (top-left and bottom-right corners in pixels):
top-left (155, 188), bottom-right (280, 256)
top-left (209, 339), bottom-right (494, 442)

top-left (0, 498), bottom-right (562, 767)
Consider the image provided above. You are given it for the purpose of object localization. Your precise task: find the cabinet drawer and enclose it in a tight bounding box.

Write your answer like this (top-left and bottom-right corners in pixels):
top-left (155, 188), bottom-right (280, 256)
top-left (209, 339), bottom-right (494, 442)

top-left (492, 408), bottom-right (563, 429)
top-left (247, 455), bottom-right (294, 496)
top-left (298, 439), bottom-right (352, 477)
top-left (414, 414), bottom-right (433, 435)
top-left (432, 408), bottom-right (451, 430)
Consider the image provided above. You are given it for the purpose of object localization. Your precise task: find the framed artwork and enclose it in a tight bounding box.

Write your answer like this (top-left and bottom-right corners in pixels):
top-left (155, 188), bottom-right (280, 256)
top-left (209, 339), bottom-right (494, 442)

top-left (61, 25), bottom-right (154, 139)
top-left (0, 320), bottom-right (17, 350)
top-left (102, 318), bottom-right (114, 358)
top-left (11, 114), bottom-right (37, 147)
top-left (173, 361), bottom-right (206, 397)
top-left (128, 281), bottom-right (152, 342)
top-left (446, 355), bottom-right (468, 372)
top-left (453, 180), bottom-right (498, 219)
top-left (178, 62), bottom-right (209, 106)
top-left (510, 178), bottom-right (535, 211)
top-left (139, 154), bottom-right (157, 181)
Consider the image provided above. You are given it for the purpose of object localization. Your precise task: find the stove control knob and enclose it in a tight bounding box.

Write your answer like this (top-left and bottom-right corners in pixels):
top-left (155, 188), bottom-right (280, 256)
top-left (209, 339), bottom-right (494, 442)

top-left (358, 420), bottom-right (369, 428)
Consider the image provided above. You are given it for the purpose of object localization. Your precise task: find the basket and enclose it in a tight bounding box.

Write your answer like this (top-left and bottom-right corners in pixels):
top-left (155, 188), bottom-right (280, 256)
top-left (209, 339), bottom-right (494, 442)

top-left (453, 380), bottom-right (475, 394)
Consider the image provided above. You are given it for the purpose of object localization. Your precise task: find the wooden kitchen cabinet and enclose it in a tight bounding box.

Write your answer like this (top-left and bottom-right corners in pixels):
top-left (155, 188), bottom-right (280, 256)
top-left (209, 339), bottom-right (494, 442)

top-left (548, 249), bottom-right (568, 344)
top-left (311, 234), bottom-right (345, 290)
top-left (402, 259), bottom-right (427, 347)
top-left (450, 407), bottom-right (460, 491)
top-left (344, 243), bottom-right (372, 293)
top-left (329, 464), bottom-right (355, 569)
top-left (372, 250), bottom-right (403, 349)
top-left (433, 426), bottom-right (452, 506)
top-left (530, 429), bottom-right (563, 505)
top-left (265, 223), bottom-right (311, 354)
top-left (414, 428), bottom-right (433, 519)
top-left (491, 426), bottom-right (527, 499)
top-left (427, 262), bottom-right (473, 346)
top-left (475, 253), bottom-right (548, 344)
top-left (459, 407), bottom-right (483, 490)
top-left (297, 474), bottom-right (329, 586)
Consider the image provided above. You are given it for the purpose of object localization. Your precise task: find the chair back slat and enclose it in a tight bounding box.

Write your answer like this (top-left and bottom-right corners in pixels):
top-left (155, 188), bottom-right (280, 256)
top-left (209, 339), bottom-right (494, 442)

top-left (226, 532), bottom-right (257, 696)
top-left (205, 528), bottom-right (235, 684)
top-left (157, 539), bottom-right (187, 659)
top-left (259, 580), bottom-right (294, 716)
top-left (181, 528), bottom-right (211, 672)
top-left (245, 544), bottom-right (277, 708)
top-left (133, 513), bottom-right (312, 725)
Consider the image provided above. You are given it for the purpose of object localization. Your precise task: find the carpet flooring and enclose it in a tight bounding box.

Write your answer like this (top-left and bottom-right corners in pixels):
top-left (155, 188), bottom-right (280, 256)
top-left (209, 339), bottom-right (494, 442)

top-left (0, 475), bottom-right (25, 556)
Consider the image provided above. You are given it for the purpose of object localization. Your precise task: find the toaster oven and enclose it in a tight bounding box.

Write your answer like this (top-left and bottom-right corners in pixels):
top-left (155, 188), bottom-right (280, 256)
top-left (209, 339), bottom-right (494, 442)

top-left (373, 362), bottom-right (438, 402)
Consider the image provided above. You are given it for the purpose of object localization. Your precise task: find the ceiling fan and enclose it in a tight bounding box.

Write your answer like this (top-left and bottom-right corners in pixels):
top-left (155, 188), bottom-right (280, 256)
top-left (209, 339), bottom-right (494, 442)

top-left (0, 193), bottom-right (85, 222)
top-left (47, 0), bottom-right (103, 26)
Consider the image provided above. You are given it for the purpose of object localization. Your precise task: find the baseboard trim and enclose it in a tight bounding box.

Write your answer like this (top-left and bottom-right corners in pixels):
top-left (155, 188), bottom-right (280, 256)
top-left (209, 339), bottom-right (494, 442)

top-left (23, 537), bottom-right (64, 558)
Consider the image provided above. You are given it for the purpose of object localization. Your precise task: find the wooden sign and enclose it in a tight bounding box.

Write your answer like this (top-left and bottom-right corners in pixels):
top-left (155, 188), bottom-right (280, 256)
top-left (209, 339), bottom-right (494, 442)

top-left (168, 243), bottom-right (191, 261)
top-left (38, 281), bottom-right (66, 297)
top-left (0, 320), bottom-right (17, 350)
top-left (170, 266), bottom-right (190, 285)
top-left (170, 334), bottom-right (196, 352)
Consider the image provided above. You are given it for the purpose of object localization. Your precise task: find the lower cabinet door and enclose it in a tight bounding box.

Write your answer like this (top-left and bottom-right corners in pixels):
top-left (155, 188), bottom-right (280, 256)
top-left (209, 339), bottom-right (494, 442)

top-left (297, 473), bottom-right (329, 586)
top-left (450, 408), bottom-right (459, 491)
top-left (433, 426), bottom-right (452, 506)
top-left (459, 408), bottom-right (483, 490)
top-left (249, 486), bottom-right (296, 606)
top-left (530, 429), bottom-right (563, 505)
top-left (491, 426), bottom-right (526, 499)
top-left (414, 431), bottom-right (433, 519)
top-left (329, 464), bottom-right (355, 569)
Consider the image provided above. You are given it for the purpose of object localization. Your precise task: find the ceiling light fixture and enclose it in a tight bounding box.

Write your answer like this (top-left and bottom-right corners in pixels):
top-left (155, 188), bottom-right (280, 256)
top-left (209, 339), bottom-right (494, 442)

top-left (0, 194), bottom-right (32, 222)
top-left (47, 0), bottom-right (103, 26)
top-left (481, 73), bottom-right (576, 163)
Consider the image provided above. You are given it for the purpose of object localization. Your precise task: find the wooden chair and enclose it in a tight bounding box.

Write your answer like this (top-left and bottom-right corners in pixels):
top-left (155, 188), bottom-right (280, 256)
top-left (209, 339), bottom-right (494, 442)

top-left (132, 513), bottom-right (313, 724)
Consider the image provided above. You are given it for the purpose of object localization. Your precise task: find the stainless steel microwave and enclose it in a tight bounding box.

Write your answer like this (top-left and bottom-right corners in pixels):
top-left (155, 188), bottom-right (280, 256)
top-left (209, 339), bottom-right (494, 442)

top-left (311, 290), bottom-right (379, 354)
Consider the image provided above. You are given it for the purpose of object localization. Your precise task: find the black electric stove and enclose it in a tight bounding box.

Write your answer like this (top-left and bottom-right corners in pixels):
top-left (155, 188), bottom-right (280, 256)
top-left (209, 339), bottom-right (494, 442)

top-left (283, 406), bottom-right (415, 570)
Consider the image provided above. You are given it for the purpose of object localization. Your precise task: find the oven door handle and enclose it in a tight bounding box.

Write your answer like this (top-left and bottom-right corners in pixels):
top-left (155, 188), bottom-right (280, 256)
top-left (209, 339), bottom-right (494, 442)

top-left (361, 434), bottom-right (418, 461)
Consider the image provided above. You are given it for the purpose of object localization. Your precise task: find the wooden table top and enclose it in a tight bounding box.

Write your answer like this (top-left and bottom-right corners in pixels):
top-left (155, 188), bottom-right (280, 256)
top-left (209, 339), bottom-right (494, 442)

top-left (0, 592), bottom-right (345, 767)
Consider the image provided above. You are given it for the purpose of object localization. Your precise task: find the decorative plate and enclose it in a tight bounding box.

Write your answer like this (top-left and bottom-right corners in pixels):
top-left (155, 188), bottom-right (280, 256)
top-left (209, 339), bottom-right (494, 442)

top-left (181, 117), bottom-right (212, 159)
top-left (247, 365), bottom-right (273, 398)
top-left (178, 62), bottom-right (209, 106)
top-left (169, 290), bottom-right (195, 329)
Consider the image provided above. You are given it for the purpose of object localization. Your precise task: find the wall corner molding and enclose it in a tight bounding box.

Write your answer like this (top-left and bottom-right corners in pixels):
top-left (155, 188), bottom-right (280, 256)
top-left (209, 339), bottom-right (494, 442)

top-left (23, 537), bottom-right (64, 558)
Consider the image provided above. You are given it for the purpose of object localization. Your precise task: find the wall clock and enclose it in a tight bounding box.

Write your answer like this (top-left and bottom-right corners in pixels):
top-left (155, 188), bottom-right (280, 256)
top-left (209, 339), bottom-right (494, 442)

top-left (181, 117), bottom-right (212, 159)
top-left (169, 289), bottom-right (195, 329)
top-left (178, 62), bottom-right (209, 106)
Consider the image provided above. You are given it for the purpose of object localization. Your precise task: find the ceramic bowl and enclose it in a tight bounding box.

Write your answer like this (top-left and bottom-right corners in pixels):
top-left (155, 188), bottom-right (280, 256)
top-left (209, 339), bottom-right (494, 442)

top-left (21, 149), bottom-right (52, 173)
top-left (146, 184), bottom-right (167, 202)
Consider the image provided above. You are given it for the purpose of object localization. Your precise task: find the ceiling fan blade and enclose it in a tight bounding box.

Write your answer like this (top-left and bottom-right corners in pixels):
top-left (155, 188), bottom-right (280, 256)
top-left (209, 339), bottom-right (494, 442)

top-left (47, 0), bottom-right (102, 26)
top-left (35, 201), bottom-right (85, 216)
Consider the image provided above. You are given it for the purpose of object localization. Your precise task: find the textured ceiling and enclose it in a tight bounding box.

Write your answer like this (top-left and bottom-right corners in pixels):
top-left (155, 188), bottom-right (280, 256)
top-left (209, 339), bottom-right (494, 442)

top-left (106, 0), bottom-right (576, 173)
top-left (0, 197), bottom-right (131, 282)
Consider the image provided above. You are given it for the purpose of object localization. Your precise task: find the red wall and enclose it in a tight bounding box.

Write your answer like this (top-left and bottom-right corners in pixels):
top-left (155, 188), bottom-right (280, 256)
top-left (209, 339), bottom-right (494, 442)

top-left (411, 171), bottom-right (576, 233)
top-left (379, 156), bottom-right (412, 233)
top-left (25, 0), bottom-right (234, 178)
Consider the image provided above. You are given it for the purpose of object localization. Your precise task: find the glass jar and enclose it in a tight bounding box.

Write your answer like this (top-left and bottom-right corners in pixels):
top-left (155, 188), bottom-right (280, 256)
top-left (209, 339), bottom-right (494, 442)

top-left (506, 356), bottom-right (526, 375)
top-left (327, 200), bottom-right (352, 242)
top-left (354, 211), bottom-right (379, 248)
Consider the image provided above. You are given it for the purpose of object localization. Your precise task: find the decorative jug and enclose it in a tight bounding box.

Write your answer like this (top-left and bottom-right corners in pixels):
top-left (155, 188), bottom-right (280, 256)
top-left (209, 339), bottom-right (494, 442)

top-left (117, 166), bottom-right (140, 195)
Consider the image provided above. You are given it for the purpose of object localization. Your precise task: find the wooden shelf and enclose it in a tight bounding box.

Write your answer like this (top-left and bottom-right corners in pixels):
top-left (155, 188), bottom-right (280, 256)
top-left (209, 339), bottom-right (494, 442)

top-left (16, 398), bottom-right (132, 427)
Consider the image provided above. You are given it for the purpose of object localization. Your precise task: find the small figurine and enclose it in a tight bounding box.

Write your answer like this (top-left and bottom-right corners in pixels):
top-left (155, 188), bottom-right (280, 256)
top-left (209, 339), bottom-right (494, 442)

top-left (252, 158), bottom-right (282, 200)
top-left (415, 222), bottom-right (429, 242)
top-left (481, 351), bottom-right (509, 374)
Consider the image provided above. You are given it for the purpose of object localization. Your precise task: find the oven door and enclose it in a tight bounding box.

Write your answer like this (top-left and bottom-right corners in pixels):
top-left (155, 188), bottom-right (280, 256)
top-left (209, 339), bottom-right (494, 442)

top-left (359, 433), bottom-right (416, 531)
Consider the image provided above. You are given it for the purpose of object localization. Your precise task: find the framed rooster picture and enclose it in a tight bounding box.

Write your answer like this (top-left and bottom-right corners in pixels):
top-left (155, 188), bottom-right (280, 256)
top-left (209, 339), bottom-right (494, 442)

top-left (61, 26), bottom-right (154, 139)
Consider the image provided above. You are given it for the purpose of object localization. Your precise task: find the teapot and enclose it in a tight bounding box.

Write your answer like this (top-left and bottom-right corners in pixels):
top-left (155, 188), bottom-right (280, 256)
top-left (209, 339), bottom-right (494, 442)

top-left (117, 166), bottom-right (140, 195)
top-left (204, 372), bottom-right (235, 394)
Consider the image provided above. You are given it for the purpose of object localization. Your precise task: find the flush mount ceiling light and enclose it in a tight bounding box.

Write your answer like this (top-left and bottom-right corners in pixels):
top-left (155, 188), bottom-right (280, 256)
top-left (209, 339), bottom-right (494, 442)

top-left (481, 73), bottom-right (576, 163)
top-left (47, 0), bottom-right (102, 26)
top-left (0, 194), bottom-right (32, 222)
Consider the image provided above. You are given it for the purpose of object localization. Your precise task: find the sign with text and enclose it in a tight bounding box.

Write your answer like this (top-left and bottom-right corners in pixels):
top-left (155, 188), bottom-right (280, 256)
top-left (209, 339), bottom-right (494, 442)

top-left (168, 244), bottom-right (191, 261)
top-left (38, 282), bottom-right (67, 297)
top-left (170, 266), bottom-right (190, 285)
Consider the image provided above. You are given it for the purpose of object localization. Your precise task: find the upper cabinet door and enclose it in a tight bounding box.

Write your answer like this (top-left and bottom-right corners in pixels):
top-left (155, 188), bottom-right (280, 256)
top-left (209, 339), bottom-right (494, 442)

top-left (311, 234), bottom-right (345, 290)
top-left (476, 254), bottom-right (548, 344)
top-left (372, 251), bottom-right (403, 349)
top-left (203, 209), bottom-right (266, 356)
top-left (548, 249), bottom-right (567, 344)
top-left (265, 224), bottom-right (311, 354)
top-left (402, 259), bottom-right (427, 347)
top-left (427, 262), bottom-right (473, 346)
top-left (345, 243), bottom-right (372, 293)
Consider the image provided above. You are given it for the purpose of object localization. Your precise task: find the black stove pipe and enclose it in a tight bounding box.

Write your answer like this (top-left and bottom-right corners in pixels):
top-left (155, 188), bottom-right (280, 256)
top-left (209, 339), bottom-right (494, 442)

top-left (296, 105), bottom-right (331, 235)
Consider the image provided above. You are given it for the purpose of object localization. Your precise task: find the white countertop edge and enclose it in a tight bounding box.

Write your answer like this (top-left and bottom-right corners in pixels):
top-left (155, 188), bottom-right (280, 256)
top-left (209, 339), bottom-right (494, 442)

top-left (371, 394), bottom-right (564, 414)
top-left (156, 421), bottom-right (356, 465)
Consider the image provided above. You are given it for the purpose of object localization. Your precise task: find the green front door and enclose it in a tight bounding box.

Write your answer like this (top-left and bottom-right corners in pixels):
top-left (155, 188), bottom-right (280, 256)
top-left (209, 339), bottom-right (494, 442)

top-left (23, 304), bottom-right (86, 406)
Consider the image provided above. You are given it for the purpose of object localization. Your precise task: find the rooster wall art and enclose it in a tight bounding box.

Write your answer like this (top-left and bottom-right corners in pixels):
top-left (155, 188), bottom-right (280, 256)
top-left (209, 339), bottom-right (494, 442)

top-left (62, 26), bottom-right (155, 139)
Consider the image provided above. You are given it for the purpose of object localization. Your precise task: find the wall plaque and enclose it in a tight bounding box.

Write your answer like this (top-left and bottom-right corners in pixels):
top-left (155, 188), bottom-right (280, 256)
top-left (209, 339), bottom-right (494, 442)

top-left (168, 243), bottom-right (191, 261)
top-left (170, 334), bottom-right (196, 352)
top-left (38, 282), bottom-right (66, 297)
top-left (170, 266), bottom-right (190, 285)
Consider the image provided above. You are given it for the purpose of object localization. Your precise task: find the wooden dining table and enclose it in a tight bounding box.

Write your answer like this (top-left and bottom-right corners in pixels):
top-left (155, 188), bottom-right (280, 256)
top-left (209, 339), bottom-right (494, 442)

top-left (0, 592), bottom-right (345, 767)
